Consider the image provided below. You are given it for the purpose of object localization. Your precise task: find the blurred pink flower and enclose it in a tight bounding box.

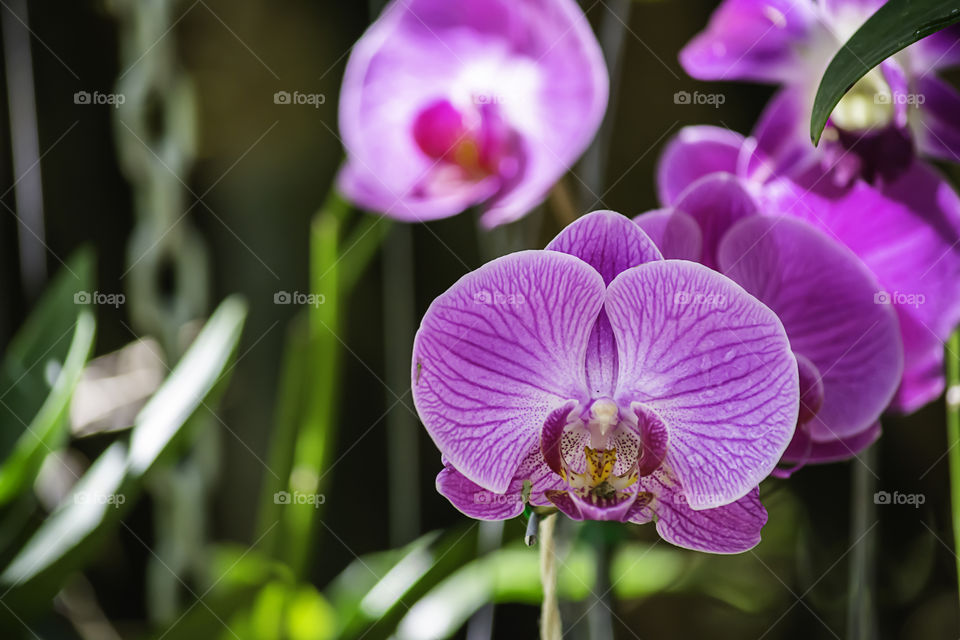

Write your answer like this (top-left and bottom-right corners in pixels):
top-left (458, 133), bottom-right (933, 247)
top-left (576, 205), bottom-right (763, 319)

top-left (337, 0), bottom-right (608, 227)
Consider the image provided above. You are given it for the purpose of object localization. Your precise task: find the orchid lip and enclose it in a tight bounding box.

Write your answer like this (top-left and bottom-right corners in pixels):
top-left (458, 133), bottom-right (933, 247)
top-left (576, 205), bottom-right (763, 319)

top-left (542, 397), bottom-right (670, 520)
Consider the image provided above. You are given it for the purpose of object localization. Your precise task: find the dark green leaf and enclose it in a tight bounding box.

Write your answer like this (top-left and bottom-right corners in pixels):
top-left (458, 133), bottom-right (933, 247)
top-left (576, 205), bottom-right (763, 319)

top-left (811, 0), bottom-right (960, 143)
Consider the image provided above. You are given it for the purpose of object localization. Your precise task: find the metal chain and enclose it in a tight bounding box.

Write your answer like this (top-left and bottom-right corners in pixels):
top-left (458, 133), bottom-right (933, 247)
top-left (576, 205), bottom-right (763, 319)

top-left (109, 0), bottom-right (208, 358)
top-left (108, 0), bottom-right (214, 625)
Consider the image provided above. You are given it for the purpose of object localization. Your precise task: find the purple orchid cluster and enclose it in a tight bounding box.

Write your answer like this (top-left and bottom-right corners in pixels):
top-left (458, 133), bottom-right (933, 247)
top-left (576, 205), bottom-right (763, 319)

top-left (338, 0), bottom-right (960, 553)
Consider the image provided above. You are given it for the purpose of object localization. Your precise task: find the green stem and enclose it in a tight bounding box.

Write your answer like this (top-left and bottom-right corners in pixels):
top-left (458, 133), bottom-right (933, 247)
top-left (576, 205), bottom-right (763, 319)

top-left (257, 187), bottom-right (391, 568)
top-left (846, 444), bottom-right (877, 639)
top-left (258, 190), bottom-right (349, 576)
top-left (285, 196), bottom-right (347, 577)
top-left (947, 329), bottom-right (960, 600)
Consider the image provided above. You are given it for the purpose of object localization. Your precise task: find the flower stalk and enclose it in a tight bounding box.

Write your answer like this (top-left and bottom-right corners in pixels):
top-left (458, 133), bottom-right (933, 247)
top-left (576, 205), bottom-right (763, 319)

top-left (539, 514), bottom-right (561, 640)
top-left (947, 329), bottom-right (960, 600)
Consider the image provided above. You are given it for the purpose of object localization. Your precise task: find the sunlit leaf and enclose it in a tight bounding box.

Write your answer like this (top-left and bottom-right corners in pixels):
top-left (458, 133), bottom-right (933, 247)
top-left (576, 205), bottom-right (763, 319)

top-left (325, 526), bottom-right (478, 640)
top-left (0, 251), bottom-right (96, 506)
top-left (0, 442), bottom-right (127, 604)
top-left (128, 296), bottom-right (247, 477)
top-left (286, 585), bottom-right (337, 640)
top-left (393, 542), bottom-right (594, 640)
top-left (0, 297), bottom-right (247, 614)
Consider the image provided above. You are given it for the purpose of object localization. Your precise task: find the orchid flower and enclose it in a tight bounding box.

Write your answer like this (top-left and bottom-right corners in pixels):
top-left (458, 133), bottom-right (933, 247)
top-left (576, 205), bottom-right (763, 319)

top-left (337, 0), bottom-right (608, 227)
top-left (655, 125), bottom-right (960, 415)
top-left (412, 211), bottom-right (799, 552)
top-left (680, 0), bottom-right (960, 174)
top-left (637, 176), bottom-right (903, 469)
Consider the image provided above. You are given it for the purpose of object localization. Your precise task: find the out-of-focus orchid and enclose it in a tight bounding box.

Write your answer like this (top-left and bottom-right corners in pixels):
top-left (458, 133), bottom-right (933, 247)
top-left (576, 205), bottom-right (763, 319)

top-left (337, 0), bottom-right (608, 227)
top-left (638, 176), bottom-right (903, 469)
top-left (680, 0), bottom-right (960, 173)
top-left (412, 211), bottom-right (800, 552)
top-left (655, 125), bottom-right (960, 415)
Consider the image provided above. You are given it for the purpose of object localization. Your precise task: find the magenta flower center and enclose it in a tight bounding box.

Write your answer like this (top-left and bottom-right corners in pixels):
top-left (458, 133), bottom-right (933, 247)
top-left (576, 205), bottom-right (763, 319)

top-left (412, 98), bottom-right (514, 179)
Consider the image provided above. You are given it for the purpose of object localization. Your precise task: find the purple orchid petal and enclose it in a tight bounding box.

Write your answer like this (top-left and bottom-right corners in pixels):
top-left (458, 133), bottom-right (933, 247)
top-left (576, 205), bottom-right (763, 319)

top-left (437, 466), bottom-right (525, 519)
top-left (781, 421), bottom-right (881, 466)
top-left (718, 216), bottom-right (902, 444)
top-left (876, 162), bottom-right (960, 410)
top-left (541, 401), bottom-right (578, 477)
top-left (437, 442), bottom-right (563, 519)
top-left (771, 165), bottom-right (960, 412)
top-left (908, 24), bottom-right (960, 72)
top-left (635, 473), bottom-right (768, 553)
top-left (656, 126), bottom-right (746, 205)
top-left (546, 490), bottom-right (584, 520)
top-left (338, 1), bottom-right (477, 220)
top-left (412, 250), bottom-right (604, 492)
top-left (545, 210), bottom-right (664, 284)
top-left (880, 59), bottom-right (910, 129)
top-left (634, 209), bottom-right (703, 262)
top-left (910, 74), bottom-right (960, 164)
top-left (339, 0), bottom-right (608, 225)
top-left (581, 314), bottom-right (619, 399)
top-left (795, 352), bottom-right (825, 427)
top-left (821, 0), bottom-right (883, 13)
top-left (672, 174), bottom-right (758, 269)
top-left (605, 260), bottom-right (799, 509)
top-left (679, 0), bottom-right (818, 83)
top-left (420, 0), bottom-right (609, 227)
top-left (337, 162), bottom-right (500, 222)
top-left (634, 403), bottom-right (669, 476)
top-left (563, 489), bottom-right (639, 522)
top-left (753, 87), bottom-right (820, 179)
top-left (894, 312), bottom-right (948, 412)
top-left (546, 210), bottom-right (664, 397)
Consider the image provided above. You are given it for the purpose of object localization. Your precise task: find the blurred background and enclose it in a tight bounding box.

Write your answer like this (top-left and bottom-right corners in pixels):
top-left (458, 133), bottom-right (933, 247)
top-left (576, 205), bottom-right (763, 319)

top-left (0, 0), bottom-right (958, 638)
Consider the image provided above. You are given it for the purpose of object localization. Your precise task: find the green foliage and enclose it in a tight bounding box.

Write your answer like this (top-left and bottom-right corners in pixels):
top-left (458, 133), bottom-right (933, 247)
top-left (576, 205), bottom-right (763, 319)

top-left (156, 544), bottom-right (337, 640)
top-left (0, 251), bottom-right (96, 506)
top-left (0, 296), bottom-right (247, 623)
top-left (258, 191), bottom-right (390, 576)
